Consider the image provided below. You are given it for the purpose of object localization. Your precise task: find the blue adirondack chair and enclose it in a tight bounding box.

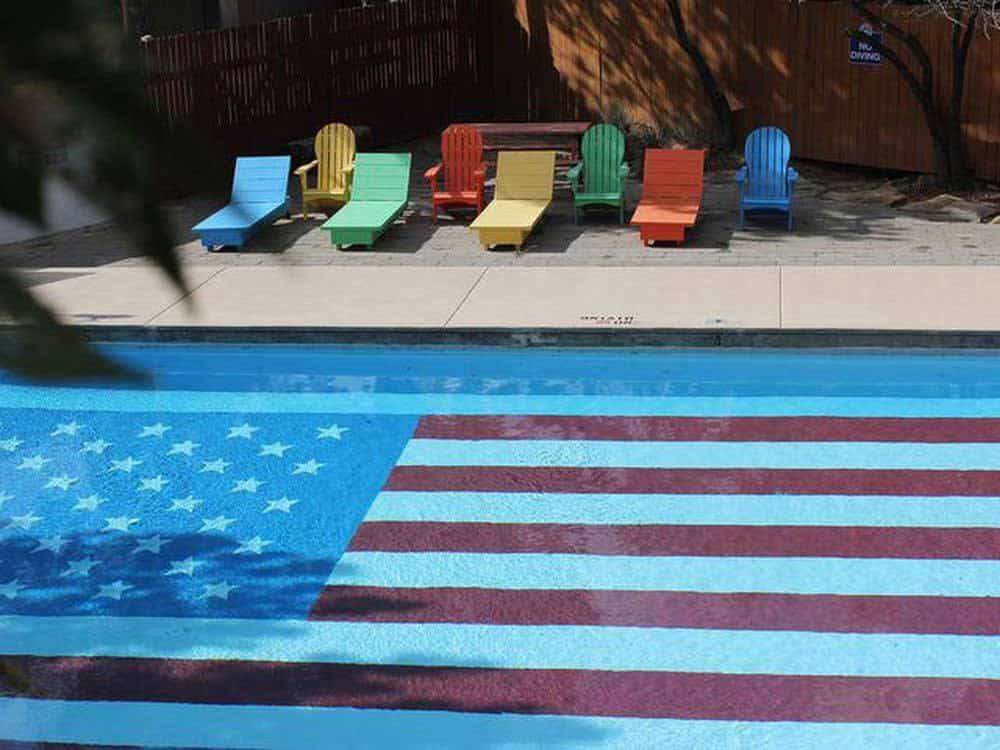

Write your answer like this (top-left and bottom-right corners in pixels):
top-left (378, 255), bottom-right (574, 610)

top-left (735, 127), bottom-right (798, 230)
top-left (193, 156), bottom-right (291, 250)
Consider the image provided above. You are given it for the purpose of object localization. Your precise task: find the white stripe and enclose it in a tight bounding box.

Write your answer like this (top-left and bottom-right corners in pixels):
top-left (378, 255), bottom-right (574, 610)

top-left (4, 699), bottom-right (997, 750)
top-left (399, 439), bottom-right (1000, 470)
top-left (329, 551), bottom-right (1000, 598)
top-left (4, 384), bottom-right (1000, 416)
top-left (1, 616), bottom-right (1000, 678)
top-left (367, 491), bottom-right (1000, 528)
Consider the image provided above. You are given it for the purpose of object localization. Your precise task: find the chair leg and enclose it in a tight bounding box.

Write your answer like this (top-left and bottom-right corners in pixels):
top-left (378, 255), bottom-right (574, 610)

top-left (738, 207), bottom-right (745, 230)
top-left (620, 204), bottom-right (625, 225)
top-left (574, 207), bottom-right (579, 225)
top-left (432, 204), bottom-right (437, 224)
top-left (787, 211), bottom-right (794, 231)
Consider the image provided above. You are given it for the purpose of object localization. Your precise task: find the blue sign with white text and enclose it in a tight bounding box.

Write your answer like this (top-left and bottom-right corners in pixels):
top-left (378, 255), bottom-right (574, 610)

top-left (850, 23), bottom-right (883, 66)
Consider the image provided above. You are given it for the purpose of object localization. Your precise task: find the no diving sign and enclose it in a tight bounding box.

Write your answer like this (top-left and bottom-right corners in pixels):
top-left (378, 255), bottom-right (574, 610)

top-left (850, 23), bottom-right (883, 66)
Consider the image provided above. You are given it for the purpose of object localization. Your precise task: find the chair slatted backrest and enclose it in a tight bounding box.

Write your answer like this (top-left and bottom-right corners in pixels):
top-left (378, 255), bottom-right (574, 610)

top-left (581, 124), bottom-right (626, 194)
top-left (495, 151), bottom-right (556, 201)
top-left (350, 153), bottom-right (412, 203)
top-left (642, 149), bottom-right (705, 200)
top-left (316, 123), bottom-right (356, 194)
top-left (744, 126), bottom-right (792, 200)
top-left (231, 156), bottom-right (290, 205)
top-left (442, 125), bottom-right (484, 194)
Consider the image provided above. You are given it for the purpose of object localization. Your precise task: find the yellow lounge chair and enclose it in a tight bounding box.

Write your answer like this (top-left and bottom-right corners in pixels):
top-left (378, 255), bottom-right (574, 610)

top-left (471, 151), bottom-right (555, 252)
top-left (293, 123), bottom-right (356, 218)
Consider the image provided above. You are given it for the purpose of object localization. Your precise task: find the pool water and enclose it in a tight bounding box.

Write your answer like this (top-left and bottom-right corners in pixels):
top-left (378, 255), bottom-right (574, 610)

top-left (2, 345), bottom-right (1000, 749)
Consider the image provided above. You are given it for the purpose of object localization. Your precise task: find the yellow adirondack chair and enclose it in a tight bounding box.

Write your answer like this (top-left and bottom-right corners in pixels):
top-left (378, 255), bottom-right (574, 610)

top-left (471, 151), bottom-right (555, 252)
top-left (294, 123), bottom-right (356, 218)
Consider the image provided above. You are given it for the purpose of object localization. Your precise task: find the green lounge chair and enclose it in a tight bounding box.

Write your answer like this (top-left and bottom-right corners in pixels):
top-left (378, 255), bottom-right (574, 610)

top-left (567, 124), bottom-right (629, 224)
top-left (321, 153), bottom-right (411, 249)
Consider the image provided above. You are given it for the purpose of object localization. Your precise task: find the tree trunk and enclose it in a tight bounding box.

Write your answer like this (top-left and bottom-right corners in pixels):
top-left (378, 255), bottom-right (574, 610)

top-left (946, 10), bottom-right (977, 186)
top-left (665, 0), bottom-right (734, 146)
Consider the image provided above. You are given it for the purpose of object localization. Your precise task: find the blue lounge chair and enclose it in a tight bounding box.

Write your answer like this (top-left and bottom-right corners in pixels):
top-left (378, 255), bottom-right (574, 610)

top-left (193, 156), bottom-right (291, 250)
top-left (735, 127), bottom-right (798, 230)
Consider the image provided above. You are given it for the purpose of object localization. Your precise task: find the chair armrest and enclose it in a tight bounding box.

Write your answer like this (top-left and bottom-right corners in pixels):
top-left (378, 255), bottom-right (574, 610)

top-left (734, 167), bottom-right (748, 184)
top-left (619, 162), bottom-right (631, 179)
top-left (473, 162), bottom-right (487, 190)
top-left (566, 162), bottom-right (583, 191)
top-left (294, 160), bottom-right (318, 177)
top-left (787, 167), bottom-right (799, 183)
top-left (425, 163), bottom-right (442, 191)
top-left (342, 163), bottom-right (355, 174)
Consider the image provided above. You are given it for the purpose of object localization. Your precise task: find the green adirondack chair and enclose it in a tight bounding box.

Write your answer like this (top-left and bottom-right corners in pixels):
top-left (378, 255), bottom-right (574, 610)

top-left (321, 153), bottom-right (411, 249)
top-left (567, 124), bottom-right (630, 224)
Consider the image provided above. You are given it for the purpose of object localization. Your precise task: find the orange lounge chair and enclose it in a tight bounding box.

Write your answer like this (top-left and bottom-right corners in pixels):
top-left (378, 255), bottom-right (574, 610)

top-left (631, 149), bottom-right (705, 245)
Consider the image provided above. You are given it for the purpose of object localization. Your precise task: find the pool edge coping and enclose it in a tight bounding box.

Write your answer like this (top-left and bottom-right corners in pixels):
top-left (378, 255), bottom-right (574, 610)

top-left (18, 325), bottom-right (1000, 349)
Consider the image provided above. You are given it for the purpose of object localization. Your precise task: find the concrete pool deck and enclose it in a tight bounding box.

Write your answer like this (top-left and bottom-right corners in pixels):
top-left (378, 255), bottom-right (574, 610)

top-left (16, 263), bottom-right (1000, 333)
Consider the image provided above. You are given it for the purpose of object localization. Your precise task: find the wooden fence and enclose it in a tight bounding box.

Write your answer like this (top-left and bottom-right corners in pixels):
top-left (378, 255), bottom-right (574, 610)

top-left (491, 0), bottom-right (1000, 181)
top-left (141, 0), bottom-right (491, 156)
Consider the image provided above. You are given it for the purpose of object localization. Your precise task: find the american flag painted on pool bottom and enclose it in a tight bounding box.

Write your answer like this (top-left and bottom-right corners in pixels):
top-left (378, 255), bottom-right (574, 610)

top-left (0, 409), bottom-right (418, 618)
top-left (6, 413), bottom-right (1000, 736)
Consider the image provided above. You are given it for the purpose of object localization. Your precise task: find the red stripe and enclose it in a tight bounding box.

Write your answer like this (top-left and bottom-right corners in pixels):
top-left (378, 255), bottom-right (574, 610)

top-left (386, 466), bottom-right (1000, 496)
top-left (349, 521), bottom-right (1000, 558)
top-left (416, 415), bottom-right (1000, 442)
top-left (12, 655), bottom-right (1000, 724)
top-left (309, 586), bottom-right (1000, 635)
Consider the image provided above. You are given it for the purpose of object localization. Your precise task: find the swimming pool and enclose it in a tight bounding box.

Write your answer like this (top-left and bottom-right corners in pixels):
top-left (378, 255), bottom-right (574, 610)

top-left (3, 345), bottom-right (1000, 748)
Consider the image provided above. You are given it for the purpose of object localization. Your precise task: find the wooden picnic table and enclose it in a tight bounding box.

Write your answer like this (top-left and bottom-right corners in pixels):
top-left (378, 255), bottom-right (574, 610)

top-left (469, 122), bottom-right (592, 163)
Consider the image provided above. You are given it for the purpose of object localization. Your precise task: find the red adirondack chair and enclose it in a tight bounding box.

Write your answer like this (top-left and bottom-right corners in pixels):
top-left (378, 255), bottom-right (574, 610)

top-left (424, 125), bottom-right (487, 223)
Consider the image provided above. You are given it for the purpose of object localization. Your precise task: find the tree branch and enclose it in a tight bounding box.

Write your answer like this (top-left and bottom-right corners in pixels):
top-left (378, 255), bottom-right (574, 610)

top-left (849, 0), bottom-right (936, 92)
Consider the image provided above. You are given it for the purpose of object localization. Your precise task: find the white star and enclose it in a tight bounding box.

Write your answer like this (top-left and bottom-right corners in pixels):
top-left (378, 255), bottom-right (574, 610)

top-left (227, 423), bottom-right (259, 440)
top-left (5, 512), bottom-right (42, 531)
top-left (32, 535), bottom-right (68, 554)
top-left (317, 424), bottom-right (349, 440)
top-left (94, 580), bottom-right (133, 600)
top-left (0, 580), bottom-right (26, 600)
top-left (168, 495), bottom-right (202, 513)
top-left (167, 440), bottom-right (200, 456)
top-left (198, 582), bottom-right (237, 601)
top-left (292, 459), bottom-right (325, 476)
top-left (264, 496), bottom-right (299, 514)
top-left (233, 536), bottom-right (273, 555)
top-left (199, 459), bottom-right (230, 474)
top-left (133, 535), bottom-right (169, 555)
top-left (165, 556), bottom-right (202, 576)
top-left (230, 478), bottom-right (263, 494)
top-left (51, 421), bottom-right (83, 437)
top-left (259, 442), bottom-right (293, 458)
top-left (109, 456), bottom-right (143, 473)
top-left (61, 557), bottom-right (99, 577)
top-left (103, 516), bottom-right (139, 533)
top-left (199, 515), bottom-right (235, 533)
top-left (17, 455), bottom-right (50, 471)
top-left (0, 491), bottom-right (12, 509)
top-left (138, 475), bottom-right (169, 493)
top-left (138, 423), bottom-right (171, 438)
top-left (80, 439), bottom-right (112, 455)
top-left (0, 437), bottom-right (23, 452)
top-left (73, 494), bottom-right (107, 512)
top-left (44, 474), bottom-right (78, 491)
